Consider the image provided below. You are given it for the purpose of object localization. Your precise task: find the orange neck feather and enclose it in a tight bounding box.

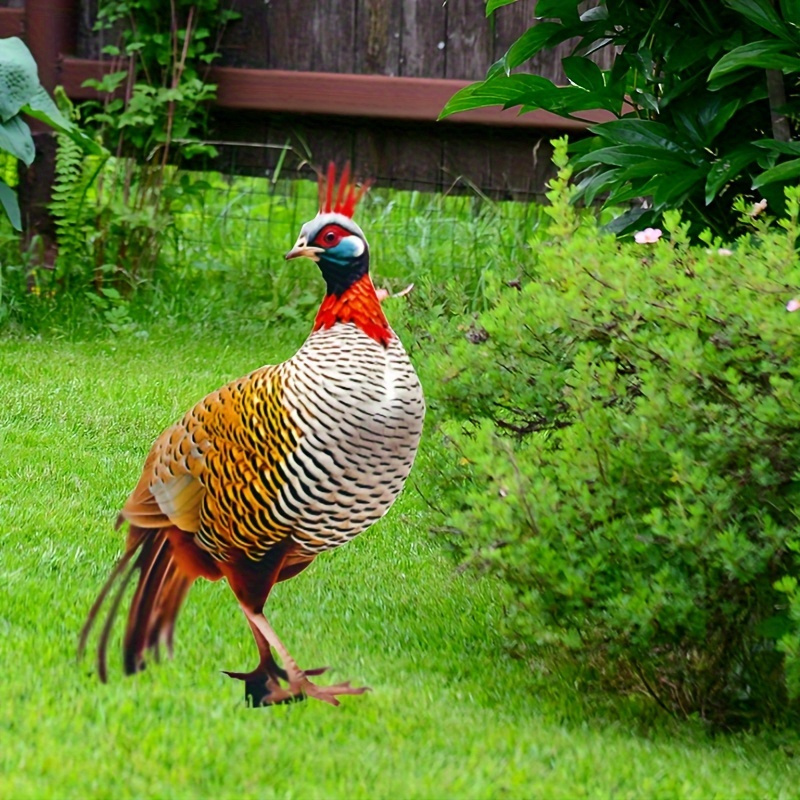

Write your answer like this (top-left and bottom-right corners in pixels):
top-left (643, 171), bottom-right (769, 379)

top-left (313, 274), bottom-right (393, 347)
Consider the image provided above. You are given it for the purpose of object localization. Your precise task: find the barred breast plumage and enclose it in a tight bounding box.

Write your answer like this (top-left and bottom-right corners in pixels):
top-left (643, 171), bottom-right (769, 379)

top-left (146, 320), bottom-right (424, 562)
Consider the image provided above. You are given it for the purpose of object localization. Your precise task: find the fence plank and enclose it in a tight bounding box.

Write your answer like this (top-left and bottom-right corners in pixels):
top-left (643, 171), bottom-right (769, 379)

top-left (399, 0), bottom-right (447, 78)
top-left (445, 0), bottom-right (494, 80)
top-left (355, 0), bottom-right (402, 75)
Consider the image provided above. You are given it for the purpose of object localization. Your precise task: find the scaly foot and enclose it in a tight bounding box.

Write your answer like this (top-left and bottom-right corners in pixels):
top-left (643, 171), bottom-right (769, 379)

top-left (222, 664), bottom-right (331, 706)
top-left (261, 676), bottom-right (371, 707)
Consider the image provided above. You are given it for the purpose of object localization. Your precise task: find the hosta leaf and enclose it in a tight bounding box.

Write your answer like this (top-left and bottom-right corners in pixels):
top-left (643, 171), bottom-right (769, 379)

top-left (0, 114), bottom-right (34, 165)
top-left (0, 38), bottom-right (39, 122)
top-left (0, 177), bottom-right (21, 230)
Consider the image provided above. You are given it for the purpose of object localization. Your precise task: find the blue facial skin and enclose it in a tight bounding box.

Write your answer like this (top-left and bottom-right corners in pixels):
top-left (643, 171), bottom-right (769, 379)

top-left (318, 236), bottom-right (370, 296)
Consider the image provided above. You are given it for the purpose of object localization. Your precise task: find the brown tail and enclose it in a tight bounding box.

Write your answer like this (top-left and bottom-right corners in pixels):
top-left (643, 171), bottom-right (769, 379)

top-left (79, 525), bottom-right (195, 682)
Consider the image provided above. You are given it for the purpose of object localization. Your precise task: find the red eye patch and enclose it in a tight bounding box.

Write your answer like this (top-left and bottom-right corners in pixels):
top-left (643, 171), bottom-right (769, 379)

top-left (314, 224), bottom-right (352, 248)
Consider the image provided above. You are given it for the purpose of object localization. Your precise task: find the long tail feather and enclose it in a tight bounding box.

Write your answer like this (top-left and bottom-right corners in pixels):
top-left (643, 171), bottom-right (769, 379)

top-left (79, 525), bottom-right (197, 681)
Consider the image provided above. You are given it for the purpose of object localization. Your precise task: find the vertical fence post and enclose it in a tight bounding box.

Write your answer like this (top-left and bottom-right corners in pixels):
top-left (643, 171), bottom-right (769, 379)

top-left (19, 0), bottom-right (79, 264)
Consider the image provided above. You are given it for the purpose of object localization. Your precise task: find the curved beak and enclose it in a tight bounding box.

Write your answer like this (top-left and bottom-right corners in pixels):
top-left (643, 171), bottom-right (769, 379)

top-left (285, 240), bottom-right (324, 262)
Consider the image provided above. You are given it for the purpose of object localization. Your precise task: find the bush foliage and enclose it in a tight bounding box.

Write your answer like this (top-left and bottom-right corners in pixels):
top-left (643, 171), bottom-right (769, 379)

top-left (442, 0), bottom-right (800, 239)
top-left (414, 139), bottom-right (800, 727)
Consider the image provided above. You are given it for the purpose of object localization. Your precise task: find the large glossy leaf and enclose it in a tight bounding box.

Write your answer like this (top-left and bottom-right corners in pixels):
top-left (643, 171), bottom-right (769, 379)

top-left (754, 138), bottom-right (800, 155)
top-left (779, 0), bottom-right (800, 25)
top-left (602, 206), bottom-right (654, 236)
top-left (521, 85), bottom-right (621, 115)
top-left (752, 157), bottom-right (800, 188)
top-left (671, 94), bottom-right (742, 148)
top-left (501, 23), bottom-right (564, 72)
top-left (573, 168), bottom-right (621, 205)
top-left (590, 119), bottom-right (685, 153)
top-left (705, 145), bottom-right (761, 203)
top-left (485, 0), bottom-right (520, 15)
top-left (723, 0), bottom-right (791, 39)
top-left (572, 144), bottom-right (687, 169)
top-left (535, 0), bottom-right (580, 24)
top-left (0, 177), bottom-right (20, 230)
top-left (709, 40), bottom-right (800, 81)
top-left (651, 168), bottom-right (706, 208)
top-left (439, 75), bottom-right (555, 118)
top-left (562, 56), bottom-right (605, 91)
top-left (0, 114), bottom-right (34, 164)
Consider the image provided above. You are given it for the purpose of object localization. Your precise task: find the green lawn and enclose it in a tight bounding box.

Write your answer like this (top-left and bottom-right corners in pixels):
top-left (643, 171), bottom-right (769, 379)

top-left (1, 327), bottom-right (799, 800)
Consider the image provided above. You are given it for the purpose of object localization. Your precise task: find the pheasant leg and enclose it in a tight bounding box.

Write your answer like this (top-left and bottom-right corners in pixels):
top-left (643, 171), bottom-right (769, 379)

top-left (243, 607), bottom-right (370, 707)
top-left (224, 617), bottom-right (328, 706)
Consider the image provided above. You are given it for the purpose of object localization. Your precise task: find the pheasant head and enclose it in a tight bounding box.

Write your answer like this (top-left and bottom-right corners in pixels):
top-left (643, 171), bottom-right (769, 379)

top-left (286, 163), bottom-right (391, 346)
top-left (285, 162), bottom-right (372, 296)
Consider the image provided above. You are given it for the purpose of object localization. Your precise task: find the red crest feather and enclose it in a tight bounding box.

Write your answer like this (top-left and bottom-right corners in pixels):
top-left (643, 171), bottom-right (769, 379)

top-left (318, 161), bottom-right (371, 218)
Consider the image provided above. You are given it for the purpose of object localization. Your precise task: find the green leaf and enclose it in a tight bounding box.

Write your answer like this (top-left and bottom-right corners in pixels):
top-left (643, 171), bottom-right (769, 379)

top-left (439, 75), bottom-right (555, 118)
top-left (0, 37), bottom-right (40, 122)
top-left (23, 85), bottom-right (71, 131)
top-left (752, 157), bottom-right (800, 188)
top-left (705, 145), bottom-right (761, 203)
top-left (502, 23), bottom-right (564, 71)
top-left (572, 144), bottom-right (687, 169)
top-left (651, 168), bottom-right (706, 208)
top-left (485, 0), bottom-right (519, 15)
top-left (709, 40), bottom-right (800, 82)
top-left (723, 0), bottom-right (790, 39)
top-left (590, 119), bottom-right (685, 153)
top-left (22, 87), bottom-right (105, 156)
top-left (535, 0), bottom-right (580, 24)
top-left (779, 0), bottom-right (800, 25)
top-left (0, 114), bottom-right (34, 165)
top-left (754, 138), bottom-right (800, 156)
top-left (0, 176), bottom-right (21, 230)
top-left (562, 56), bottom-right (605, 92)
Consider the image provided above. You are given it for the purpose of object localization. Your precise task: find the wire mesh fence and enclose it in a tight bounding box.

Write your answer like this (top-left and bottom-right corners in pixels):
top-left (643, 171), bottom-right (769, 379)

top-left (170, 162), bottom-right (545, 308)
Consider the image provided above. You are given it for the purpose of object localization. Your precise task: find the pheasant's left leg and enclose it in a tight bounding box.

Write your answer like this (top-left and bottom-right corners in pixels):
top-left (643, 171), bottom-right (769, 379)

top-left (242, 607), bottom-right (369, 707)
top-left (223, 618), bottom-right (328, 706)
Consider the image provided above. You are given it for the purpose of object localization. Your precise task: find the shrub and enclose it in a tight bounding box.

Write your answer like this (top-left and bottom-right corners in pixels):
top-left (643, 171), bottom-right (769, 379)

top-left (441, 0), bottom-right (800, 239)
top-left (415, 139), bottom-right (800, 727)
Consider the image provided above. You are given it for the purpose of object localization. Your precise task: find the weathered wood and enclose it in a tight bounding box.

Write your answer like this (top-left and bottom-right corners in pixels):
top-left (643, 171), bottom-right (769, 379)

top-left (444, 0), bottom-right (494, 81)
top-left (0, 7), bottom-right (24, 37)
top-left (354, 0), bottom-right (402, 75)
top-left (399, 0), bottom-right (447, 78)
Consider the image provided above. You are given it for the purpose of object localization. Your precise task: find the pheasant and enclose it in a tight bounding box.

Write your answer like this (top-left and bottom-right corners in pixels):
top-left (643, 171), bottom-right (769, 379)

top-left (79, 163), bottom-right (425, 706)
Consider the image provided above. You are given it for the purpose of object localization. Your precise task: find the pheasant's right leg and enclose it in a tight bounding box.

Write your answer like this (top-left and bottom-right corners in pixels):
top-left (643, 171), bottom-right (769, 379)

top-left (242, 607), bottom-right (369, 707)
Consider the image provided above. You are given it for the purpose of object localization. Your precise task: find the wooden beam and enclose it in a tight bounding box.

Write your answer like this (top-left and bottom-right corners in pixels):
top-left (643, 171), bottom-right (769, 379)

top-left (60, 58), bottom-right (612, 130)
top-left (0, 8), bottom-right (25, 39)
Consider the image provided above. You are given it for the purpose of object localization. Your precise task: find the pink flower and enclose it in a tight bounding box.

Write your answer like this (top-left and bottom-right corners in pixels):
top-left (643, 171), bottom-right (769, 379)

top-left (634, 227), bottom-right (662, 244)
top-left (717, 248), bottom-right (733, 256)
top-left (787, 298), bottom-right (800, 312)
top-left (752, 198), bottom-right (768, 216)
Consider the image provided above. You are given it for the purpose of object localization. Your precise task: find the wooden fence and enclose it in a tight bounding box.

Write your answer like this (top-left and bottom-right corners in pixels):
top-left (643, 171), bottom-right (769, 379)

top-left (2, 0), bottom-right (614, 197)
